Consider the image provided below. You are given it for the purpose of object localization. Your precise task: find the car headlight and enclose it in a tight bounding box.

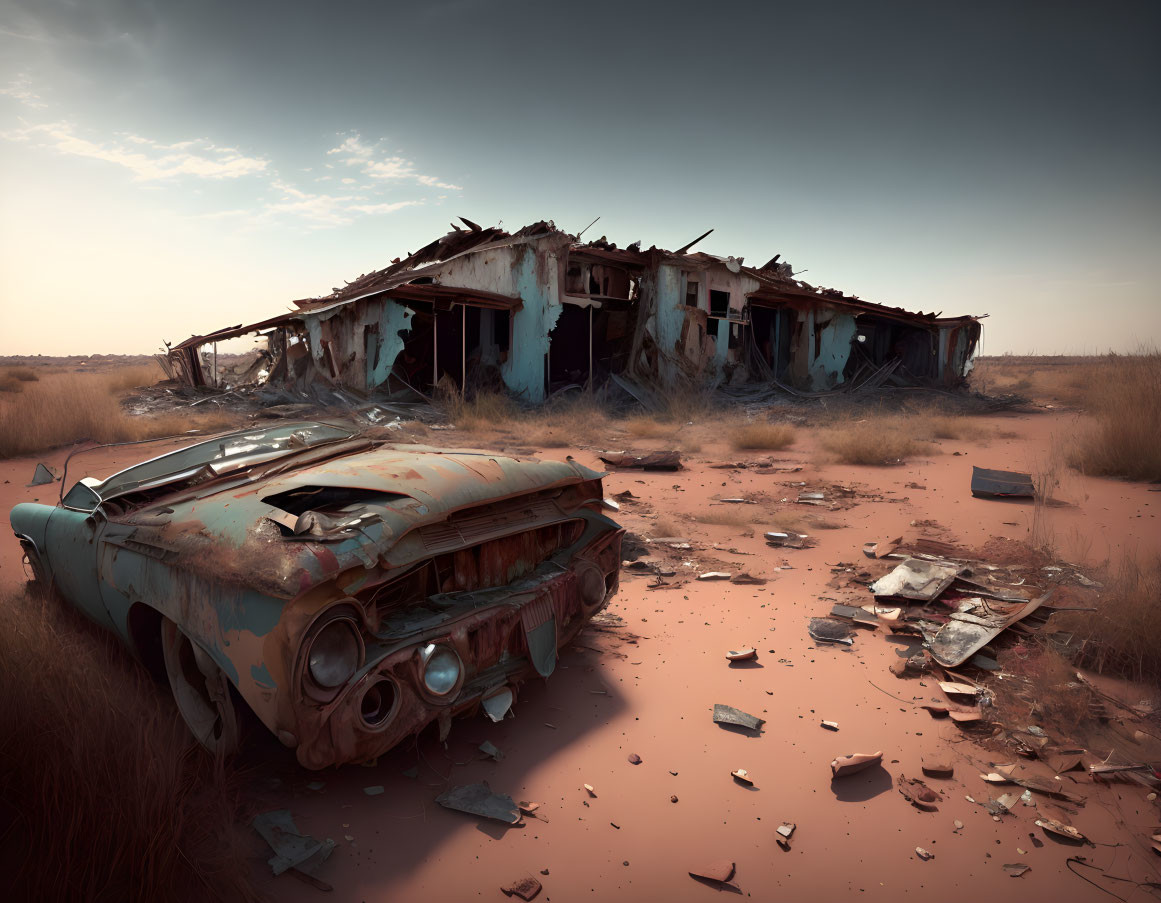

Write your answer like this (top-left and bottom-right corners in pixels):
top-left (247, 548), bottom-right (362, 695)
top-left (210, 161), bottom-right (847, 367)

top-left (420, 643), bottom-right (462, 697)
top-left (308, 619), bottom-right (361, 688)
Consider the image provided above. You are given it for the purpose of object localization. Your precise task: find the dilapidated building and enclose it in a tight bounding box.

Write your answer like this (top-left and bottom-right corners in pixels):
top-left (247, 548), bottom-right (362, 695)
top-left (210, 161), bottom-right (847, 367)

top-left (162, 220), bottom-right (983, 403)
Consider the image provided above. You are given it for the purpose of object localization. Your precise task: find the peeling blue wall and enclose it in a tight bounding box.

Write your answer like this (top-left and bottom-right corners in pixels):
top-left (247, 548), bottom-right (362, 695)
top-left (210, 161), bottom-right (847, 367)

top-left (504, 247), bottom-right (561, 403)
top-left (367, 301), bottom-right (412, 388)
top-left (806, 310), bottom-right (858, 389)
top-left (653, 265), bottom-right (684, 384)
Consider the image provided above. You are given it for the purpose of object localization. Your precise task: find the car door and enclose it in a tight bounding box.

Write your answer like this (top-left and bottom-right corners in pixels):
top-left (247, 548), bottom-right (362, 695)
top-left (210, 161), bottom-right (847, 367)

top-left (44, 481), bottom-right (119, 633)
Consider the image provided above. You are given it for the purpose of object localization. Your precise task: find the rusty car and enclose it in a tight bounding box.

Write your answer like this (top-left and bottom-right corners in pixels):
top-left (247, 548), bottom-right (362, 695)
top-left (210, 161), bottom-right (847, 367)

top-left (11, 422), bottom-right (623, 768)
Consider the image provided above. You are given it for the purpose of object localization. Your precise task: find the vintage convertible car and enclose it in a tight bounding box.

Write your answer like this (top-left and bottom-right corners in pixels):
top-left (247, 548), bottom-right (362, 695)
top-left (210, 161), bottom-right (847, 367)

top-left (11, 422), bottom-right (623, 768)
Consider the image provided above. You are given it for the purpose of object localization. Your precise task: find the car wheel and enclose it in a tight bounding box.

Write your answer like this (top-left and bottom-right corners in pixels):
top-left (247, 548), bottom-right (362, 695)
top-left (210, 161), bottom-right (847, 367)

top-left (160, 617), bottom-right (239, 755)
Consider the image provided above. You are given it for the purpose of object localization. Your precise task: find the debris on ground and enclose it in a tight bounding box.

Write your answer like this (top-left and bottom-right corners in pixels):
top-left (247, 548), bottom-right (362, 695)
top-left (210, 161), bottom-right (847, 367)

top-left (1035, 817), bottom-right (1087, 843)
top-left (775, 823), bottom-right (796, 850)
top-left (831, 751), bottom-right (883, 778)
top-left (501, 875), bottom-right (543, 900)
top-left (435, 783), bottom-right (522, 824)
top-left (628, 753), bottom-right (643, 765)
top-left (584, 784), bottom-right (596, 797)
top-left (698, 571), bottom-right (731, 581)
top-left (28, 462), bottom-right (57, 486)
top-left (808, 618), bottom-right (854, 645)
top-left (730, 572), bottom-right (767, 585)
top-left (971, 466), bottom-right (1035, 499)
top-left (731, 768), bottom-right (754, 786)
top-left (599, 451), bottom-right (682, 471)
top-left (1003, 863), bottom-right (1030, 878)
top-left (766, 531), bottom-right (807, 548)
top-left (713, 703), bottom-right (765, 732)
top-left (915, 847), bottom-right (935, 861)
top-left (252, 809), bottom-right (335, 878)
top-left (479, 741), bottom-right (505, 761)
top-left (897, 776), bottom-right (942, 811)
top-left (921, 757), bottom-right (954, 778)
top-left (688, 860), bottom-right (739, 890)
top-left (820, 720), bottom-right (840, 731)
top-left (726, 647), bottom-right (757, 662)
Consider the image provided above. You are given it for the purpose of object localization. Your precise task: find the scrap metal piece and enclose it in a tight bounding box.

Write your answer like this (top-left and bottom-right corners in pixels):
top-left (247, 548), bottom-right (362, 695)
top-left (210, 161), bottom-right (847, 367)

top-left (688, 859), bottom-right (738, 890)
top-left (598, 451), bottom-right (682, 471)
top-left (1004, 863), bottom-right (1030, 878)
top-left (830, 603), bottom-right (878, 626)
top-left (928, 591), bottom-right (1053, 668)
top-left (831, 751), bottom-right (883, 778)
top-left (482, 687), bottom-right (514, 722)
top-left (971, 466), bottom-right (1035, 499)
top-left (1035, 817), bottom-right (1086, 842)
top-left (698, 571), bottom-right (732, 581)
top-left (869, 558), bottom-right (961, 601)
top-left (808, 618), bottom-right (854, 645)
top-left (28, 462), bottom-right (57, 486)
top-left (436, 783), bottom-right (522, 824)
top-left (501, 875), bottom-right (543, 900)
top-left (252, 809), bottom-right (335, 877)
top-left (726, 647), bottom-right (757, 662)
top-left (766, 531), bottom-right (806, 548)
top-left (898, 775), bottom-right (942, 811)
top-left (713, 703), bottom-right (765, 732)
top-left (731, 768), bottom-right (754, 785)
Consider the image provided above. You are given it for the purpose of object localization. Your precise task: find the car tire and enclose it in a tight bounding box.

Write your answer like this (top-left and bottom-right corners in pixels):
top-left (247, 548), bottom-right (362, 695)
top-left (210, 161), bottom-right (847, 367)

top-left (160, 617), bottom-right (239, 755)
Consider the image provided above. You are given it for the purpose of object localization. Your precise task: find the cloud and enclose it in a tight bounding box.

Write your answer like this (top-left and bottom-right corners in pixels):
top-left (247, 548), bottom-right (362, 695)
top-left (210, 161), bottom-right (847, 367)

top-left (0, 73), bottom-right (46, 108)
top-left (2, 108), bottom-right (454, 228)
top-left (328, 132), bottom-right (462, 191)
top-left (3, 120), bottom-right (269, 180)
top-left (243, 180), bottom-right (423, 228)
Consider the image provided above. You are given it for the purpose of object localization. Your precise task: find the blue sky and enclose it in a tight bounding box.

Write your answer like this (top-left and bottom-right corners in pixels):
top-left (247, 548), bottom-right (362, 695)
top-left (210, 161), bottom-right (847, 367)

top-left (1, 0), bottom-right (1158, 355)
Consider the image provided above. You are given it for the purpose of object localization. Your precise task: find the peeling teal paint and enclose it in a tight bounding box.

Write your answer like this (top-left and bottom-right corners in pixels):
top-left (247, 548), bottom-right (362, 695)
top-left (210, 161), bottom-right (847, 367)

top-left (653, 265), bottom-right (684, 384)
top-left (807, 310), bottom-right (857, 389)
top-left (504, 246), bottom-right (561, 403)
top-left (367, 301), bottom-right (412, 388)
top-left (250, 662), bottom-right (277, 689)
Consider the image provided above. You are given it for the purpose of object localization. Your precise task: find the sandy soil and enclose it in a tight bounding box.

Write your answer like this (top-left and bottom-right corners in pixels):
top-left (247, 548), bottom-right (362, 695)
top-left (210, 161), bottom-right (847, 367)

top-left (2, 409), bottom-right (1159, 902)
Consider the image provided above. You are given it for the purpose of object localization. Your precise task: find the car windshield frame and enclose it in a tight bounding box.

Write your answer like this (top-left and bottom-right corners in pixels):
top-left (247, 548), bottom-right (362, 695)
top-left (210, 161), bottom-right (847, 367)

top-left (75, 422), bottom-right (357, 505)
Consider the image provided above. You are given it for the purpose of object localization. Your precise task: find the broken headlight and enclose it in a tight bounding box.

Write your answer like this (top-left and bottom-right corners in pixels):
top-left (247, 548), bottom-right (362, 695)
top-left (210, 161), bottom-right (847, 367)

top-left (307, 619), bottom-right (362, 689)
top-left (419, 643), bottom-right (462, 697)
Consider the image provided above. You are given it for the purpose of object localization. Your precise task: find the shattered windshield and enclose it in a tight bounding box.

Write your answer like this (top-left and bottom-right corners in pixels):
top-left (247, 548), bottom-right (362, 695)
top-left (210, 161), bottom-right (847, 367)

top-left (90, 422), bottom-right (356, 499)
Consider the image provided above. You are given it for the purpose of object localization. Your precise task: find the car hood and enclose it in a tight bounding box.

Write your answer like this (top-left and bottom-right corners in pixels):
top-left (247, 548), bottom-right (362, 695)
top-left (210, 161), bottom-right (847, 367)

top-left (111, 445), bottom-right (604, 599)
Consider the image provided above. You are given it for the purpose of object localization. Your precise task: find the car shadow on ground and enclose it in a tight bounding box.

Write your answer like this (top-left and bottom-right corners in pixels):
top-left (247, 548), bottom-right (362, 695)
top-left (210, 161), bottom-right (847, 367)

top-left (238, 638), bottom-right (628, 898)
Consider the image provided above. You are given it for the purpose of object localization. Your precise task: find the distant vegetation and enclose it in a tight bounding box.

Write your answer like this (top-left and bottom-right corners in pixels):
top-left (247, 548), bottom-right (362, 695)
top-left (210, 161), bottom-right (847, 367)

top-left (0, 363), bottom-right (233, 459)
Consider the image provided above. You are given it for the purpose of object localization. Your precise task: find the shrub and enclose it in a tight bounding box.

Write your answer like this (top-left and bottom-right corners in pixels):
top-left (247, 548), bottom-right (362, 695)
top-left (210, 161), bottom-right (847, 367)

top-left (820, 421), bottom-right (928, 465)
top-left (729, 423), bottom-right (795, 451)
top-left (1068, 352), bottom-right (1161, 482)
top-left (0, 371), bottom-right (235, 459)
top-left (5, 366), bottom-right (39, 382)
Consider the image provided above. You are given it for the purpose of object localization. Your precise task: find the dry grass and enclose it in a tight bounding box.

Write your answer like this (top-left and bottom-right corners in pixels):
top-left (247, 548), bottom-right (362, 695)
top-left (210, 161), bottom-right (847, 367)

top-left (694, 508), bottom-right (758, 528)
top-left (0, 369), bottom-right (235, 459)
top-left (650, 515), bottom-right (685, 537)
top-left (819, 420), bottom-right (930, 465)
top-left (446, 392), bottom-right (612, 447)
top-left (0, 589), bottom-right (258, 901)
top-left (729, 422), bottom-right (796, 451)
top-left (1068, 353), bottom-right (1161, 482)
top-left (4, 366), bottom-right (39, 382)
top-left (1057, 552), bottom-right (1161, 685)
top-left (623, 416), bottom-right (678, 439)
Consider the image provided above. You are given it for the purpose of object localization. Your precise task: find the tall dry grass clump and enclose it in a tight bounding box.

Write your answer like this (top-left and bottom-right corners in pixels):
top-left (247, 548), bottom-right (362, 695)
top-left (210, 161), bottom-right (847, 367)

top-left (0, 590), bottom-right (258, 901)
top-left (820, 420), bottom-right (928, 465)
top-left (729, 422), bottom-right (795, 451)
top-left (1057, 552), bottom-right (1161, 685)
top-left (1068, 352), bottom-right (1161, 482)
top-left (0, 370), bottom-right (233, 459)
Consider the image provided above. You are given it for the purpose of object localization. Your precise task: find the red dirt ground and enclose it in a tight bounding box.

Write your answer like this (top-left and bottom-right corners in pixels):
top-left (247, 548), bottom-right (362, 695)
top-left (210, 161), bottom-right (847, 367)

top-left (2, 408), bottom-right (1159, 902)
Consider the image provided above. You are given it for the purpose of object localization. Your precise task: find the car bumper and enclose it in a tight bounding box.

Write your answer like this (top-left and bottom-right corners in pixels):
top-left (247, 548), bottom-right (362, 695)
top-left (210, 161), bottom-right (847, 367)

top-left (293, 528), bottom-right (622, 769)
